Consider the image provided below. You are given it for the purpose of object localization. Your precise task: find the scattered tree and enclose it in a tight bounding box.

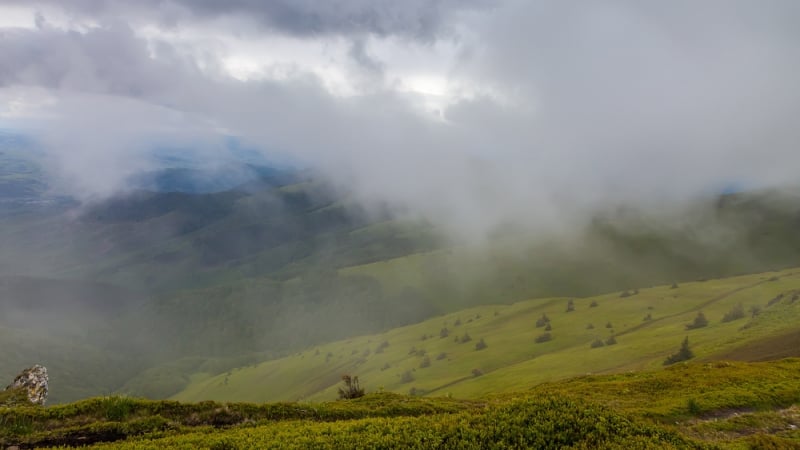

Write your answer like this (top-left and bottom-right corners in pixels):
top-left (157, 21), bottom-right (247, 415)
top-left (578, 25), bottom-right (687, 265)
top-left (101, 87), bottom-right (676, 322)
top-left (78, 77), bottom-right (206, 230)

top-left (475, 338), bottom-right (487, 351)
top-left (400, 371), bottom-right (414, 384)
top-left (337, 375), bottom-right (365, 399)
top-left (566, 299), bottom-right (575, 312)
top-left (471, 368), bottom-right (484, 377)
top-left (440, 327), bottom-right (450, 338)
top-left (590, 338), bottom-right (605, 348)
top-left (670, 282), bottom-right (679, 289)
top-left (643, 313), bottom-right (652, 322)
top-left (454, 318), bottom-right (462, 326)
top-left (375, 340), bottom-right (389, 353)
top-left (767, 294), bottom-right (784, 307)
top-left (749, 305), bottom-right (761, 318)
top-left (460, 332), bottom-right (472, 343)
top-left (535, 332), bottom-right (552, 343)
top-left (685, 311), bottom-right (709, 330)
top-left (664, 336), bottom-right (694, 365)
top-left (721, 304), bottom-right (745, 323)
top-left (605, 336), bottom-right (617, 346)
top-left (535, 314), bottom-right (550, 328)
top-left (419, 356), bottom-right (431, 368)
top-left (586, 323), bottom-right (595, 330)
top-left (590, 300), bottom-right (599, 308)
top-left (544, 323), bottom-right (552, 331)
top-left (436, 352), bottom-right (447, 361)
top-left (605, 322), bottom-right (613, 329)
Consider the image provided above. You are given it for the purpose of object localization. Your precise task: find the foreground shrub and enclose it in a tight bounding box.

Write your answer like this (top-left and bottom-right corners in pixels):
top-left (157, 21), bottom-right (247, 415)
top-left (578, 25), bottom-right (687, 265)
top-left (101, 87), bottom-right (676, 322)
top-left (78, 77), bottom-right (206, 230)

top-left (337, 375), bottom-right (365, 400)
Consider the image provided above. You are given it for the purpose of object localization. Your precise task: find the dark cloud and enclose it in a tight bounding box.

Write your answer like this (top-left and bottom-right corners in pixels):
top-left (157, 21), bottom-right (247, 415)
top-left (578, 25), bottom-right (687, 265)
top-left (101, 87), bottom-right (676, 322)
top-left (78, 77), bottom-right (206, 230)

top-left (0, 24), bottom-right (183, 96)
top-left (348, 38), bottom-right (384, 75)
top-left (1, 1), bottom-right (800, 238)
top-left (6, 0), bottom-right (489, 40)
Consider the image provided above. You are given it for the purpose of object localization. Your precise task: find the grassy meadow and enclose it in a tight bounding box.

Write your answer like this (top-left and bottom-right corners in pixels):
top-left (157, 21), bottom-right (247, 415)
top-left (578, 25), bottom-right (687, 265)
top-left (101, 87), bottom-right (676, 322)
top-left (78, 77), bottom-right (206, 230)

top-left (173, 268), bottom-right (800, 403)
top-left (2, 358), bottom-right (798, 448)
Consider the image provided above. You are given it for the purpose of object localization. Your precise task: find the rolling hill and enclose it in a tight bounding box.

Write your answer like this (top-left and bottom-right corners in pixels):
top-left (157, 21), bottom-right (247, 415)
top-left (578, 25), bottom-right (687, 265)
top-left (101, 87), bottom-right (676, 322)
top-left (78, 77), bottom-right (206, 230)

top-left (172, 268), bottom-right (800, 403)
top-left (2, 175), bottom-right (800, 403)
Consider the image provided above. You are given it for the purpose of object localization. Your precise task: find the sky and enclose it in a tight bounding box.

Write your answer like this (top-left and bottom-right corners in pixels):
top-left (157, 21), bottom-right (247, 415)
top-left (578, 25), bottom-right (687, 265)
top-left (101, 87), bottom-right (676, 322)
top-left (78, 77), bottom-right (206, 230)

top-left (1, 0), bottom-right (799, 237)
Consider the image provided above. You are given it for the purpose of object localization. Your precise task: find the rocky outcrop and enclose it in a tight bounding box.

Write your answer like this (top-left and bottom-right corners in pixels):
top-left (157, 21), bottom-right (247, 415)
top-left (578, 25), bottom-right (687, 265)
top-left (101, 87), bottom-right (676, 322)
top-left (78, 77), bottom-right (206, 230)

top-left (4, 365), bottom-right (48, 405)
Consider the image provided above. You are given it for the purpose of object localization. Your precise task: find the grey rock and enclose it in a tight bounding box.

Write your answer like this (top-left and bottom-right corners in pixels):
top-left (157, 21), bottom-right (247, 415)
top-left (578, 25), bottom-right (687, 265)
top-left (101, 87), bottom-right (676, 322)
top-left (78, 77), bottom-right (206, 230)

top-left (6, 365), bottom-right (48, 405)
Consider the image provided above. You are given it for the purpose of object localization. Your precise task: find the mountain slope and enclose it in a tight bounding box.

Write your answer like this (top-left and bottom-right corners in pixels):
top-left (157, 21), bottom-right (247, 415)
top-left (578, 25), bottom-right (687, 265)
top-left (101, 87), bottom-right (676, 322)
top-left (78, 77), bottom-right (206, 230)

top-left (3, 183), bottom-right (800, 403)
top-left (173, 268), bottom-right (800, 403)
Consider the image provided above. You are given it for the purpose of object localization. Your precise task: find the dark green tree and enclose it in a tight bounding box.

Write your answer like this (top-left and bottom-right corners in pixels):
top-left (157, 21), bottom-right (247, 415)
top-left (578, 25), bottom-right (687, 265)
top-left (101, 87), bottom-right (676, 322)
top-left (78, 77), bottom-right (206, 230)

top-left (685, 311), bottom-right (709, 330)
top-left (536, 314), bottom-right (550, 328)
top-left (664, 336), bottom-right (694, 365)
top-left (721, 304), bottom-right (745, 323)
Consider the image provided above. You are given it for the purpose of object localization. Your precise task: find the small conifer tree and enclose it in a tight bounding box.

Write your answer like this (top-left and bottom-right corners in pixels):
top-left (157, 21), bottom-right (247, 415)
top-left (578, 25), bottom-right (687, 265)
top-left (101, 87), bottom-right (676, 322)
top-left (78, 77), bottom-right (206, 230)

top-left (664, 336), bottom-right (694, 365)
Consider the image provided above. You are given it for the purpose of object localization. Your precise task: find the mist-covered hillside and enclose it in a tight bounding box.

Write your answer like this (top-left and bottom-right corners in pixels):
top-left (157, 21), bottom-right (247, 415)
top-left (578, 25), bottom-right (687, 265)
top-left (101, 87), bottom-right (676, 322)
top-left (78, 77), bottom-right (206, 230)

top-left (1, 160), bottom-right (800, 402)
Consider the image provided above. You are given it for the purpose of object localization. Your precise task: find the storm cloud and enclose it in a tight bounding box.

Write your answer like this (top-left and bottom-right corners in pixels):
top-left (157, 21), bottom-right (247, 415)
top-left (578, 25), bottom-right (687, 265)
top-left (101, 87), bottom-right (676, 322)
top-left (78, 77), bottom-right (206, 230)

top-left (1, 0), bottom-right (800, 237)
top-left (0, 0), bottom-right (488, 39)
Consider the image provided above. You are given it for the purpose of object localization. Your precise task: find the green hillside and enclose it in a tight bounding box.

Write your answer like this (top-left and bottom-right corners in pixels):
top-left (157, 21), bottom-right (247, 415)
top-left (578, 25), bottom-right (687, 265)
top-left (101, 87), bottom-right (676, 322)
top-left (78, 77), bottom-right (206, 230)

top-left (173, 269), bottom-right (800, 403)
top-left (3, 184), bottom-right (800, 403)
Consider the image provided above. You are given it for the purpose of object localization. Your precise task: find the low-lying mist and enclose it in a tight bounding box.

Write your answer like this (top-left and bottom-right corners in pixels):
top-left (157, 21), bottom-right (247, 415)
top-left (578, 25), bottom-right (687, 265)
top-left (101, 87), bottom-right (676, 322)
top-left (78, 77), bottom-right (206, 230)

top-left (1, 0), bottom-right (800, 403)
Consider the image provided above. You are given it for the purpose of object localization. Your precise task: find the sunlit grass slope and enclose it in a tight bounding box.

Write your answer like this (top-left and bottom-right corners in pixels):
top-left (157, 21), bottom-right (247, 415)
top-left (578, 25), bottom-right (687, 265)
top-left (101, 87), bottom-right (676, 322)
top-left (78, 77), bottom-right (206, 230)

top-left (174, 268), bottom-right (800, 403)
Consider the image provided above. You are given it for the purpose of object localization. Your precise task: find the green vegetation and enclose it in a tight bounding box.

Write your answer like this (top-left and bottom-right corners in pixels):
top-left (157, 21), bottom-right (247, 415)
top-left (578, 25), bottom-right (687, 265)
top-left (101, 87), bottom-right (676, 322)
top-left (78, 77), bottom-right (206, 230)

top-left (0, 388), bottom-right (29, 407)
top-left (722, 303), bottom-right (746, 323)
top-left (4, 184), bottom-right (800, 403)
top-left (664, 337), bottom-right (694, 365)
top-left (0, 359), bottom-right (797, 448)
top-left (336, 375), bottom-right (365, 400)
top-left (686, 311), bottom-right (709, 330)
top-left (174, 269), bottom-right (800, 403)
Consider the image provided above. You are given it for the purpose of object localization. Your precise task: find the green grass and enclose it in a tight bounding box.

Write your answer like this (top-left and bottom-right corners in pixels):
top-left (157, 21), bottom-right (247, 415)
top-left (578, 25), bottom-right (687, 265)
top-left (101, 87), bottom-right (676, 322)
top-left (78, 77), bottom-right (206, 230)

top-left (2, 358), bottom-right (798, 448)
top-left (174, 268), bottom-right (800, 403)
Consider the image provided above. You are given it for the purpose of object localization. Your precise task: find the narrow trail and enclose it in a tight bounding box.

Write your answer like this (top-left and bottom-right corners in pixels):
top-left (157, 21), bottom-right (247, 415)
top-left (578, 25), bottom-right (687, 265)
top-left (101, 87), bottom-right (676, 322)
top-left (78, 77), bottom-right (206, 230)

top-left (617, 271), bottom-right (798, 337)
